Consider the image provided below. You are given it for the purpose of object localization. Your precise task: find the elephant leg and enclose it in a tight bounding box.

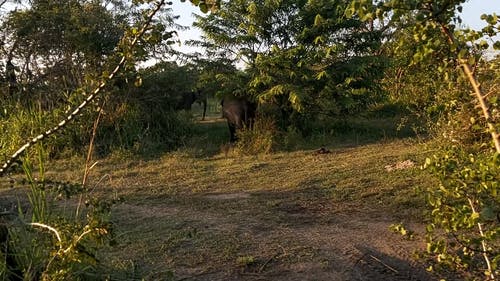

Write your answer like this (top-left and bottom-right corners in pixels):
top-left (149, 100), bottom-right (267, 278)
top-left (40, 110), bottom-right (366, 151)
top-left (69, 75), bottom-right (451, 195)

top-left (201, 99), bottom-right (207, 121)
top-left (228, 122), bottom-right (237, 143)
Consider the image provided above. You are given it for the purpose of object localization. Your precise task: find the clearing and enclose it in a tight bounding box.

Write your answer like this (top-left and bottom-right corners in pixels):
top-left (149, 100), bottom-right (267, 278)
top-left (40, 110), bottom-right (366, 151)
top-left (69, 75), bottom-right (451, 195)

top-left (1, 119), bottom-right (448, 280)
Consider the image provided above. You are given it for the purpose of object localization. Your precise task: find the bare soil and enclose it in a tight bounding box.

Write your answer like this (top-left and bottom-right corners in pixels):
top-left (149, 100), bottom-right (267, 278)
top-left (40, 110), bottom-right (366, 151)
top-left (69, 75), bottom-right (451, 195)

top-left (92, 137), bottom-right (442, 281)
top-left (107, 190), bottom-right (433, 281)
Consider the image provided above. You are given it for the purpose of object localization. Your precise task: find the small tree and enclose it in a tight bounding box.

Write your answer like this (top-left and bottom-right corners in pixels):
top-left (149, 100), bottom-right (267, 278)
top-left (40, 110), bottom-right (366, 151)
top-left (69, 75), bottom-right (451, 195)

top-left (347, 0), bottom-right (499, 278)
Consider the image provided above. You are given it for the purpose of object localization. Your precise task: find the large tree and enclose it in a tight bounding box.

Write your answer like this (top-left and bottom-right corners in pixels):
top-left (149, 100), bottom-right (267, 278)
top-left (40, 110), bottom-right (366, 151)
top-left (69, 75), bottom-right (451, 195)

top-left (195, 0), bottom-right (387, 128)
top-left (1, 1), bottom-right (122, 99)
top-left (0, 0), bottom-right (182, 109)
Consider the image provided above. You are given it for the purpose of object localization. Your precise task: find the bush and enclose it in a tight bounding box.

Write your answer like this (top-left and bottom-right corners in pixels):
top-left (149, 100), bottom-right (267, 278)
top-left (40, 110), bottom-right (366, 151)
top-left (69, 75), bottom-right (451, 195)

top-left (0, 102), bottom-right (93, 161)
top-left (234, 116), bottom-right (277, 155)
top-left (95, 98), bottom-right (194, 156)
top-left (0, 155), bottom-right (115, 281)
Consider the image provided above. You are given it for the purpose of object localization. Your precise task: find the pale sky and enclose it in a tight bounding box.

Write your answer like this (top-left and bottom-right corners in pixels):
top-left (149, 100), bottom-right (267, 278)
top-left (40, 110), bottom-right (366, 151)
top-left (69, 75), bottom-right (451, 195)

top-left (171, 0), bottom-right (500, 54)
top-left (460, 0), bottom-right (500, 30)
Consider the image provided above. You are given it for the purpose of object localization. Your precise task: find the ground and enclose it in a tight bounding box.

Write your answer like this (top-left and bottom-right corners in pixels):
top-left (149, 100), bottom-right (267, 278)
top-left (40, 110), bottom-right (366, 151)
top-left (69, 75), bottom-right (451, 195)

top-left (0, 118), bottom-right (452, 280)
top-left (108, 193), bottom-right (431, 281)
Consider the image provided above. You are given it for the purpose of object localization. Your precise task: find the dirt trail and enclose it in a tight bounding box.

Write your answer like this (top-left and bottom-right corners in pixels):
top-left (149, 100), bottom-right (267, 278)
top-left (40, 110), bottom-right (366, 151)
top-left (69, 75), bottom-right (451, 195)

top-left (109, 190), bottom-right (435, 281)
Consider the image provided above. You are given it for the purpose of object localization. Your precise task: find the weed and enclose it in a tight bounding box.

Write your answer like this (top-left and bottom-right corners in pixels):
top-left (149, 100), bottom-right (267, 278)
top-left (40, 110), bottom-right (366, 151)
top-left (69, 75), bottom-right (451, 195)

top-left (390, 223), bottom-right (416, 240)
top-left (236, 256), bottom-right (256, 267)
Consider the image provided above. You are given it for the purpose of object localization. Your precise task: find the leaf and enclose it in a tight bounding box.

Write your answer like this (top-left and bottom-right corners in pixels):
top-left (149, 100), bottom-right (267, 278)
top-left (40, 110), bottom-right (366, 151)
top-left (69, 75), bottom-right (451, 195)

top-left (316, 71), bottom-right (327, 80)
top-left (470, 212), bottom-right (480, 222)
top-left (458, 48), bottom-right (468, 60)
top-left (486, 14), bottom-right (498, 25)
top-left (425, 158), bottom-right (432, 167)
top-left (344, 6), bottom-right (354, 18)
top-left (314, 14), bottom-right (324, 27)
top-left (288, 91), bottom-right (302, 112)
top-left (468, 56), bottom-right (476, 66)
top-left (247, 2), bottom-right (257, 14)
top-left (494, 41), bottom-right (500, 50)
top-left (478, 40), bottom-right (489, 50)
top-left (199, 3), bottom-right (208, 13)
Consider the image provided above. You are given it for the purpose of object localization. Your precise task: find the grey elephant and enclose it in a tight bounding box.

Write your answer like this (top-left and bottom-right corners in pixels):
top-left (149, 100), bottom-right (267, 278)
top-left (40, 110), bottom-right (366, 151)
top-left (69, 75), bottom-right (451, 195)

top-left (221, 96), bottom-right (257, 142)
top-left (176, 90), bottom-right (207, 120)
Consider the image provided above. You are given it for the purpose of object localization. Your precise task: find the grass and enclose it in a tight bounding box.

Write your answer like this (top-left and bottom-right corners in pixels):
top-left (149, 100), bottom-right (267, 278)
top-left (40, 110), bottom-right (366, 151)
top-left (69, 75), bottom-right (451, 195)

top-left (0, 116), bottom-right (442, 280)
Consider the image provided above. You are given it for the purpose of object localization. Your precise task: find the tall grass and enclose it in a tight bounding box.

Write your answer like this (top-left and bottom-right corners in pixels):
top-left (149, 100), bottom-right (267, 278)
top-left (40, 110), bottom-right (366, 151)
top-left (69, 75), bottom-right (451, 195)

top-left (0, 129), bottom-right (117, 280)
top-left (0, 102), bottom-right (92, 161)
top-left (0, 100), bottom-right (196, 164)
top-left (235, 116), bottom-right (277, 155)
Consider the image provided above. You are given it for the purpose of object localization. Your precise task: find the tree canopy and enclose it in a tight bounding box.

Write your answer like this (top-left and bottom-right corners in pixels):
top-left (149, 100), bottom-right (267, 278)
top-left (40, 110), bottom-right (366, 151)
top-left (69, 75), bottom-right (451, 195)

top-left (193, 0), bottom-right (388, 129)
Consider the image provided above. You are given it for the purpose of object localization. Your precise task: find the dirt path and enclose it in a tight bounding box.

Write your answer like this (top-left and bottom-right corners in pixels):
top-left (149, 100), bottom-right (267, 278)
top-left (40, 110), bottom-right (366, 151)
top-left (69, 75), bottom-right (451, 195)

top-left (107, 190), bottom-right (434, 281)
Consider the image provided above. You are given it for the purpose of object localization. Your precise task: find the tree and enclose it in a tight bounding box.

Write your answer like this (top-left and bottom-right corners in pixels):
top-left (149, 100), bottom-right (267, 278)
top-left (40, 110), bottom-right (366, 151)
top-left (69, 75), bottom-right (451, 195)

top-left (0, 0), bottom-right (123, 106)
top-left (195, 0), bottom-right (387, 130)
top-left (0, 0), bottom-right (186, 110)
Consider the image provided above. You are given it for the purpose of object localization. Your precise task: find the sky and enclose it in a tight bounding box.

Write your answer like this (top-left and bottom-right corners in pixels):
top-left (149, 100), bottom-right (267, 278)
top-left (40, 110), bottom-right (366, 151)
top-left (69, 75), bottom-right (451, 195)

top-left (171, 0), bottom-right (500, 54)
top-left (1, 0), bottom-right (498, 55)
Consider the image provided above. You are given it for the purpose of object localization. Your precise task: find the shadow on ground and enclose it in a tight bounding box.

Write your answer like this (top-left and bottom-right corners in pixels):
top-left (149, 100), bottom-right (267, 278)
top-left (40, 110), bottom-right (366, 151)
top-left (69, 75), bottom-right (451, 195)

top-left (103, 185), bottom-right (451, 281)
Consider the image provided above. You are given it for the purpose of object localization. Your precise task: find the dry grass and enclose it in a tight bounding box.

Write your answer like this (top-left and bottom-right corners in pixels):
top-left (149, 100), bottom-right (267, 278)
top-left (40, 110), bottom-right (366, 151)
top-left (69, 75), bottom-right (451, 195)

top-left (45, 138), bottom-right (430, 211)
top-left (0, 119), bottom-right (442, 280)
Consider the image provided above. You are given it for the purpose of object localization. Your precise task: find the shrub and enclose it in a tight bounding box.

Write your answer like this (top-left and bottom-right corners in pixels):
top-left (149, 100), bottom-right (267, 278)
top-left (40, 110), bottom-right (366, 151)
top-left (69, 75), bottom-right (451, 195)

top-left (1, 152), bottom-right (114, 281)
top-left (234, 116), bottom-right (277, 155)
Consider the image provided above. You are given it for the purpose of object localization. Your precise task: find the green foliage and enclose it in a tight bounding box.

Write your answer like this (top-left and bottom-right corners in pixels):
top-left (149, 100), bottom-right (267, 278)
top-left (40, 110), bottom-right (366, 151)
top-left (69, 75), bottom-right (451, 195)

top-left (193, 58), bottom-right (237, 97)
top-left (184, 0), bottom-right (220, 13)
top-left (0, 0), bottom-right (123, 107)
top-left (96, 102), bottom-right (194, 155)
top-left (423, 148), bottom-right (499, 278)
top-left (1, 148), bottom-right (114, 280)
top-left (348, 0), bottom-right (500, 278)
top-left (92, 61), bottom-right (198, 155)
top-left (390, 223), bottom-right (415, 240)
top-left (0, 101), bottom-right (93, 160)
top-left (236, 255), bottom-right (256, 267)
top-left (0, 9), bottom-right (197, 160)
top-left (195, 0), bottom-right (388, 131)
top-left (380, 22), bottom-right (454, 114)
top-left (0, 0), bottom-right (182, 113)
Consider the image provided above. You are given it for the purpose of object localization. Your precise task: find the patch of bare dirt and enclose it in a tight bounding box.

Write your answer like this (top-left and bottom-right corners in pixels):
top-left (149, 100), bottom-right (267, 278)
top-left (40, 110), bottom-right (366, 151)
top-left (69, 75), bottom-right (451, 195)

top-left (384, 160), bottom-right (416, 172)
top-left (107, 191), bottom-right (437, 281)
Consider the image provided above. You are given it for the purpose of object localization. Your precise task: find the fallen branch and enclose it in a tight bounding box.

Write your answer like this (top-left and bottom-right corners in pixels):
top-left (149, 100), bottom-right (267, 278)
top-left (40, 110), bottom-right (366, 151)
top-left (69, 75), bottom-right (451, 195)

top-left (369, 254), bottom-right (399, 274)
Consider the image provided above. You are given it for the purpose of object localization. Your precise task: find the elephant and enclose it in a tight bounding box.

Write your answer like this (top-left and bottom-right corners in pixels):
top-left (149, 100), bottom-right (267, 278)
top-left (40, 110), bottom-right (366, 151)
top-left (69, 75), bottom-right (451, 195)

top-left (176, 90), bottom-right (207, 120)
top-left (221, 96), bottom-right (257, 142)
